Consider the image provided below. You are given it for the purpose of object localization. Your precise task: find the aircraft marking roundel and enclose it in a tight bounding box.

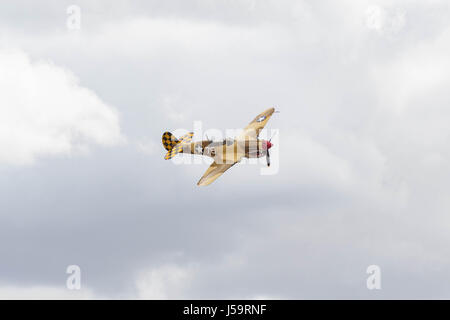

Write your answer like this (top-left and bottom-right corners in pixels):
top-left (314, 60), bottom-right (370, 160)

top-left (257, 115), bottom-right (266, 122)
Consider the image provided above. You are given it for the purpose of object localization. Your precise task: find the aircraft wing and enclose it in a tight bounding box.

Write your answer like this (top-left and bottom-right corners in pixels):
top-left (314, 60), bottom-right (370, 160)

top-left (197, 161), bottom-right (236, 186)
top-left (238, 107), bottom-right (275, 140)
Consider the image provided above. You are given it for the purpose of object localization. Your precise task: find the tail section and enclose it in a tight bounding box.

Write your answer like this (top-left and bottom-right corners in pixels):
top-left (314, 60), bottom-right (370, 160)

top-left (162, 132), bottom-right (179, 151)
top-left (162, 132), bottom-right (194, 160)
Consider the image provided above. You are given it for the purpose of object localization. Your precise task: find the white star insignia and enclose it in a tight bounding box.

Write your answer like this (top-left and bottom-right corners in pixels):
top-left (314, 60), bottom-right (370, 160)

top-left (257, 115), bottom-right (266, 122)
top-left (195, 144), bottom-right (203, 154)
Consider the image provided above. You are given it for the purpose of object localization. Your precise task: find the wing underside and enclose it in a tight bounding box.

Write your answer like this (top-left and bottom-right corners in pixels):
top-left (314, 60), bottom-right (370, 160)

top-left (238, 107), bottom-right (275, 140)
top-left (197, 161), bottom-right (236, 186)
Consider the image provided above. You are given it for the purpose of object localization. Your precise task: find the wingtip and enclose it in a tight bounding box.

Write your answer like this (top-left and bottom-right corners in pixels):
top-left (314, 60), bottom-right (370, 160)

top-left (197, 177), bottom-right (215, 186)
top-left (197, 179), bottom-right (209, 186)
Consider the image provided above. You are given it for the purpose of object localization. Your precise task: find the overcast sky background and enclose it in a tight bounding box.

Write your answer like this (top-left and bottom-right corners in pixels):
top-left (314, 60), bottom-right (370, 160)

top-left (1, 0), bottom-right (450, 299)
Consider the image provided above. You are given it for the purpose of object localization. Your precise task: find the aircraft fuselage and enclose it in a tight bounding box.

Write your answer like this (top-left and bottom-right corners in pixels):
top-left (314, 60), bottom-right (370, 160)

top-left (181, 138), bottom-right (271, 164)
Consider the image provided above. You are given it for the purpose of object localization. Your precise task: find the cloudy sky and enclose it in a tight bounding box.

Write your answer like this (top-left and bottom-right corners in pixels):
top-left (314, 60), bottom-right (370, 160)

top-left (1, 0), bottom-right (450, 299)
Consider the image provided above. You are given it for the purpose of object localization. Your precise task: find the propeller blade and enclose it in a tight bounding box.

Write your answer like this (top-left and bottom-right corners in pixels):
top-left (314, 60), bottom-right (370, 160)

top-left (269, 131), bottom-right (278, 142)
top-left (266, 149), bottom-right (270, 167)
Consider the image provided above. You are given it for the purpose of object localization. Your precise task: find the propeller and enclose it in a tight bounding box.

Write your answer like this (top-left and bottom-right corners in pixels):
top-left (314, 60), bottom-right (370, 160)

top-left (265, 109), bottom-right (279, 167)
top-left (268, 131), bottom-right (277, 141)
top-left (265, 132), bottom-right (277, 167)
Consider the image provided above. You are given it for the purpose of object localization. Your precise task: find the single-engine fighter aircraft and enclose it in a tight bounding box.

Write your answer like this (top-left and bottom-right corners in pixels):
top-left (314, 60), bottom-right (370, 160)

top-left (162, 107), bottom-right (277, 186)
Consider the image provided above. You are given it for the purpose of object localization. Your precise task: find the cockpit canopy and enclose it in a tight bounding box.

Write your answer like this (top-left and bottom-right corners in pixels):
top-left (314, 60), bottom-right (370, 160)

top-left (223, 138), bottom-right (235, 146)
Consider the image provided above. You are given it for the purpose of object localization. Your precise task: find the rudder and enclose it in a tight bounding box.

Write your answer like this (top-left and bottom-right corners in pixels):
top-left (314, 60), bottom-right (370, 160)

top-left (162, 132), bottom-right (179, 151)
top-left (162, 132), bottom-right (194, 160)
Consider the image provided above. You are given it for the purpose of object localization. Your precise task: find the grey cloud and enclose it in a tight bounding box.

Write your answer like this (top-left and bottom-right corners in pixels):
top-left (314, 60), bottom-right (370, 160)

top-left (1, 0), bottom-right (450, 299)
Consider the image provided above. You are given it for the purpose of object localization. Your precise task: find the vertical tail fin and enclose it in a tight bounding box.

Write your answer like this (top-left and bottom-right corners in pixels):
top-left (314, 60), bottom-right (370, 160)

top-left (162, 132), bottom-right (193, 160)
top-left (162, 132), bottom-right (179, 151)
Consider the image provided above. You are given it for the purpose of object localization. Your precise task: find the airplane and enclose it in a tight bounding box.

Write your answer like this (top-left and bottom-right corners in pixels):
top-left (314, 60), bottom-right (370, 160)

top-left (162, 107), bottom-right (277, 186)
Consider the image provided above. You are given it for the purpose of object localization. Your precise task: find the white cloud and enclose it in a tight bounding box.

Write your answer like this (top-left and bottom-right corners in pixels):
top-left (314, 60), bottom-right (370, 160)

top-left (161, 96), bottom-right (186, 124)
top-left (0, 48), bottom-right (124, 165)
top-left (0, 285), bottom-right (96, 299)
top-left (366, 5), bottom-right (406, 36)
top-left (371, 26), bottom-right (450, 112)
top-left (136, 139), bottom-right (159, 155)
top-left (134, 261), bottom-right (286, 300)
top-left (136, 264), bottom-right (194, 299)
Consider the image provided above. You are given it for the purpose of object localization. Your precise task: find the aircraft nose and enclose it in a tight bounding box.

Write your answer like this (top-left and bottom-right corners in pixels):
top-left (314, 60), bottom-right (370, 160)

top-left (266, 141), bottom-right (272, 149)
